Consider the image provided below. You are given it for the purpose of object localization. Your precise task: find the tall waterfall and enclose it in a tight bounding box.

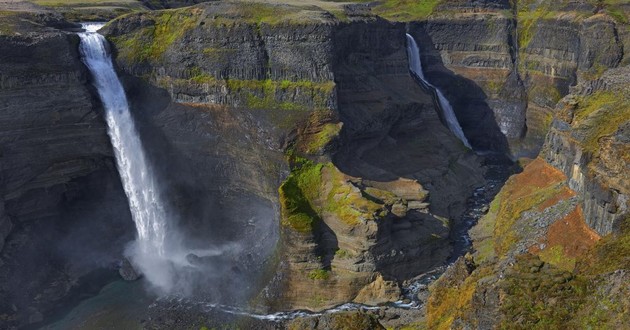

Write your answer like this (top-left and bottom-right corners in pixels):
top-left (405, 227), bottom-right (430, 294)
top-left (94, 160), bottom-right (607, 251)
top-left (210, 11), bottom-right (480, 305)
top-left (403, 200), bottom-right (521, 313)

top-left (79, 23), bottom-right (172, 288)
top-left (405, 33), bottom-right (471, 149)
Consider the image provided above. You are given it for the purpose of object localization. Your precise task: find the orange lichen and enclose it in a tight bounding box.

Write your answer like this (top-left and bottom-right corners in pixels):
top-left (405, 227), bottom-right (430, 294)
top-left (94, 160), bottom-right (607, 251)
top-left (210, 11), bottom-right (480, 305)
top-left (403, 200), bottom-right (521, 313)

top-left (531, 206), bottom-right (600, 271)
top-left (492, 158), bottom-right (570, 255)
top-left (536, 186), bottom-right (576, 211)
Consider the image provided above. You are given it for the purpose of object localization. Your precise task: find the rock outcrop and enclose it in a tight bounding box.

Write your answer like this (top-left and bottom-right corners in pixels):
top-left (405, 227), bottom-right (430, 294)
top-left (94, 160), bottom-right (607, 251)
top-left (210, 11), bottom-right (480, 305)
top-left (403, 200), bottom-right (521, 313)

top-left (424, 65), bottom-right (630, 329)
top-left (544, 66), bottom-right (630, 235)
top-left (0, 12), bottom-right (133, 328)
top-left (102, 2), bottom-right (484, 311)
top-left (407, 0), bottom-right (630, 157)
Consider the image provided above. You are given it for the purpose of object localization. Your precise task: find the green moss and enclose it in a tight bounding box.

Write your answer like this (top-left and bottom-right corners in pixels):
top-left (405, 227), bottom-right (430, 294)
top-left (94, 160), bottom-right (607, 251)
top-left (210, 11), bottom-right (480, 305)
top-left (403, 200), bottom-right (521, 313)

top-left (606, 5), bottom-right (628, 24)
top-left (538, 245), bottom-right (576, 271)
top-left (279, 160), bottom-right (324, 233)
top-left (427, 265), bottom-right (493, 330)
top-left (323, 167), bottom-right (383, 226)
top-left (579, 217), bottom-right (630, 275)
top-left (499, 254), bottom-right (589, 329)
top-left (372, 0), bottom-right (441, 21)
top-left (493, 181), bottom-right (565, 255)
top-left (305, 123), bottom-right (341, 154)
top-left (109, 8), bottom-right (201, 63)
top-left (334, 248), bottom-right (352, 259)
top-left (362, 187), bottom-right (398, 205)
top-left (573, 91), bottom-right (630, 155)
top-left (0, 11), bottom-right (18, 35)
top-left (308, 269), bottom-right (331, 280)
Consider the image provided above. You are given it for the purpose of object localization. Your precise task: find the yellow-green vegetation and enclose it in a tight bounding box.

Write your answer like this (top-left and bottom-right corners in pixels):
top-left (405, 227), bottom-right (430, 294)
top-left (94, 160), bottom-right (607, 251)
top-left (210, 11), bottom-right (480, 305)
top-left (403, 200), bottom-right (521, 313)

top-left (279, 154), bottom-right (385, 232)
top-left (31, 0), bottom-right (139, 6)
top-left (528, 80), bottom-right (562, 105)
top-left (499, 254), bottom-right (589, 329)
top-left (516, 0), bottom-right (555, 51)
top-left (538, 245), bottom-right (576, 271)
top-left (185, 74), bottom-right (335, 112)
top-left (334, 248), bottom-right (352, 259)
top-left (288, 311), bottom-right (383, 330)
top-left (427, 263), bottom-right (493, 330)
top-left (279, 159), bottom-right (324, 233)
top-left (322, 166), bottom-right (384, 226)
top-left (428, 154), bottom-right (629, 329)
top-left (308, 269), bottom-right (330, 280)
top-left (578, 217), bottom-right (630, 275)
top-left (156, 73), bottom-right (335, 128)
top-left (30, 0), bottom-right (145, 21)
top-left (209, 2), bottom-right (297, 25)
top-left (304, 122), bottom-right (342, 154)
top-left (487, 169), bottom-right (567, 256)
top-left (372, 0), bottom-right (441, 21)
top-left (0, 11), bottom-right (19, 35)
top-left (391, 321), bottom-right (427, 330)
top-left (108, 8), bottom-right (202, 63)
top-left (573, 90), bottom-right (630, 155)
top-left (362, 187), bottom-right (398, 205)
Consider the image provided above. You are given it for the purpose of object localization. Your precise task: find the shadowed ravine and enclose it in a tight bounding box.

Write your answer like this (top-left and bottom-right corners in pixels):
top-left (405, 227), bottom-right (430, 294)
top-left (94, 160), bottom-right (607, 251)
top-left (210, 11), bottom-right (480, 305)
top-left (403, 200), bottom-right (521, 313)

top-left (38, 27), bottom-right (513, 328)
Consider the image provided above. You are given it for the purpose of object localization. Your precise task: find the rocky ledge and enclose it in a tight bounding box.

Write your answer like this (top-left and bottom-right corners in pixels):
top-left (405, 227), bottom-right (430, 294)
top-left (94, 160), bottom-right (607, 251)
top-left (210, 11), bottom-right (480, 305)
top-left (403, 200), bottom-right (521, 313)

top-left (102, 1), bottom-right (485, 312)
top-left (424, 65), bottom-right (629, 329)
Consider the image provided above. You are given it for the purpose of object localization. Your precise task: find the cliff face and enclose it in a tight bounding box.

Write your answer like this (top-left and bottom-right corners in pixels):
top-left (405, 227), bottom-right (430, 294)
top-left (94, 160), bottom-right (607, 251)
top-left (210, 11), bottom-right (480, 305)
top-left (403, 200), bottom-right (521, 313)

top-left (0, 13), bottom-right (133, 327)
top-left (407, 0), bottom-right (629, 157)
top-left (424, 65), bottom-right (629, 329)
top-left (544, 66), bottom-right (630, 236)
top-left (103, 2), bottom-right (484, 311)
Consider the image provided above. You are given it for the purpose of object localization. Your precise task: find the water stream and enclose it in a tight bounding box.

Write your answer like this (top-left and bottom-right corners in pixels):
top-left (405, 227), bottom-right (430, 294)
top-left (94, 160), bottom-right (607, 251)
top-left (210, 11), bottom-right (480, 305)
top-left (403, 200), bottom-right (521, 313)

top-left (56, 27), bottom-right (509, 327)
top-left (78, 23), bottom-right (174, 290)
top-left (405, 33), bottom-right (471, 149)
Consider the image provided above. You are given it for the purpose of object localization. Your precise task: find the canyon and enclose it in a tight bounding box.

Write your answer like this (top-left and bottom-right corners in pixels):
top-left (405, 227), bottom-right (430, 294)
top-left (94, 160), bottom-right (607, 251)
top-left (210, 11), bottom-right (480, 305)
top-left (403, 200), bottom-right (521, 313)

top-left (0, 0), bottom-right (628, 329)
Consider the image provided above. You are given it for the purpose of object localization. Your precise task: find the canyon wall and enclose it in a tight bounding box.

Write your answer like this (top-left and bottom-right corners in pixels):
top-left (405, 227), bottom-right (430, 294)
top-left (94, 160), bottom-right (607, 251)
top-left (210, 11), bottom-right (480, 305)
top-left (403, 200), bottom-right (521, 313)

top-left (424, 64), bottom-right (629, 329)
top-left (0, 13), bottom-right (133, 327)
top-left (408, 0), bottom-right (629, 157)
top-left (103, 2), bottom-right (484, 311)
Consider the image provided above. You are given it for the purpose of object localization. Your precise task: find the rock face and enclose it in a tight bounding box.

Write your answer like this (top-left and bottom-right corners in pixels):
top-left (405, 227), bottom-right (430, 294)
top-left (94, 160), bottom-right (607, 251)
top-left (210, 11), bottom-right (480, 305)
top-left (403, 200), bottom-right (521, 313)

top-left (103, 2), bottom-right (484, 311)
top-left (543, 66), bottom-right (630, 235)
top-left (0, 14), bottom-right (133, 328)
top-left (119, 258), bottom-right (141, 281)
top-left (425, 65), bottom-right (630, 329)
top-left (408, 0), bottom-right (630, 157)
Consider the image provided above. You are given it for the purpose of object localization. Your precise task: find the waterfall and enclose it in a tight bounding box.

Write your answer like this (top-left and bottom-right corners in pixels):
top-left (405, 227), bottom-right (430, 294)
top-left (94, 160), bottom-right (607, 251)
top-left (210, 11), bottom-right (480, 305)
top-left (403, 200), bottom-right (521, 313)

top-left (79, 23), bottom-right (172, 288)
top-left (405, 34), bottom-right (471, 149)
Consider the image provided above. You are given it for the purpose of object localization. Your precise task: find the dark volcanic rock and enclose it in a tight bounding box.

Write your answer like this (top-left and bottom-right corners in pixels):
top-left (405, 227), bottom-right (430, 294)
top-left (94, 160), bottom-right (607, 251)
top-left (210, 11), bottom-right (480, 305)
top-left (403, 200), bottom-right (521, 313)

top-left (103, 2), bottom-right (485, 311)
top-left (119, 258), bottom-right (141, 281)
top-left (0, 16), bottom-right (133, 329)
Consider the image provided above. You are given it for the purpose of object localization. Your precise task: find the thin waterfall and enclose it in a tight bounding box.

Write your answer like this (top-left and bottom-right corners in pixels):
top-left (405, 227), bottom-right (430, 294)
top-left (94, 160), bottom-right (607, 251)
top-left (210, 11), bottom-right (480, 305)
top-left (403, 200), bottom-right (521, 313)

top-left (405, 33), bottom-right (471, 149)
top-left (78, 23), bottom-right (171, 287)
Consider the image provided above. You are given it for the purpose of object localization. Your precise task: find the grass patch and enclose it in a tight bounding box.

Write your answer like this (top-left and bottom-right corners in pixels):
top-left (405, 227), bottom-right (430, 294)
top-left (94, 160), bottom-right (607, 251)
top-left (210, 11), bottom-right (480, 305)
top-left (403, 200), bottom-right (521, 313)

top-left (108, 7), bottom-right (202, 63)
top-left (308, 269), bottom-right (330, 280)
top-left (279, 159), bottom-right (324, 233)
top-left (499, 254), bottom-right (589, 329)
top-left (578, 217), bottom-right (630, 275)
top-left (573, 91), bottom-right (630, 156)
top-left (427, 264), bottom-right (493, 330)
top-left (372, 0), bottom-right (441, 21)
top-left (304, 122), bottom-right (342, 154)
top-left (538, 245), bottom-right (576, 271)
top-left (491, 159), bottom-right (568, 256)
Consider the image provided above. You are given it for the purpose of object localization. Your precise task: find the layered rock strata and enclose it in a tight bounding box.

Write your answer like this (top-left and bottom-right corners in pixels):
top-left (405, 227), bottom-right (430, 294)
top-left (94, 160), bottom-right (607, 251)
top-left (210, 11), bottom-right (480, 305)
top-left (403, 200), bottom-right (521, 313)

top-left (103, 2), bottom-right (484, 311)
top-left (0, 13), bottom-right (134, 327)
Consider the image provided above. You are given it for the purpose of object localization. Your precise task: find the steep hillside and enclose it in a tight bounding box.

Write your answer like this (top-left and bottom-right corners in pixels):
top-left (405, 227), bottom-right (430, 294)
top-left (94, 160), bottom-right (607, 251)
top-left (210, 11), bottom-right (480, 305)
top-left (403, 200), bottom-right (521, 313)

top-left (405, 0), bottom-right (630, 157)
top-left (102, 1), bottom-right (485, 311)
top-left (0, 11), bottom-right (134, 328)
top-left (425, 65), bottom-right (629, 329)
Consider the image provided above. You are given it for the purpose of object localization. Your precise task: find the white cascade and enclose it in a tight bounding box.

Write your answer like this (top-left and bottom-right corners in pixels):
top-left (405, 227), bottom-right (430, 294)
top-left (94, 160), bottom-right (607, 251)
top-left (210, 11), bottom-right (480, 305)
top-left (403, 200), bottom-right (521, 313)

top-left (78, 23), bottom-right (171, 284)
top-left (405, 33), bottom-right (471, 149)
